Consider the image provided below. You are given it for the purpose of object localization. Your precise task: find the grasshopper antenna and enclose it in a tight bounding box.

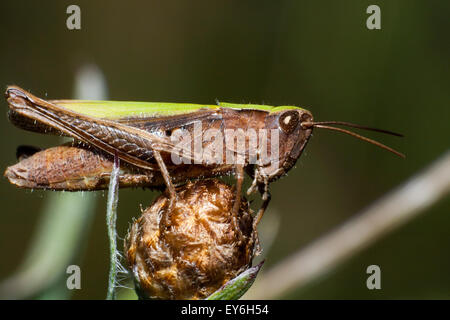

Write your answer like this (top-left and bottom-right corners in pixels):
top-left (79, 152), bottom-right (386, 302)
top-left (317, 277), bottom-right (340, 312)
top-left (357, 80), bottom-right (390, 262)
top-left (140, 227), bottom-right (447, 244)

top-left (301, 121), bottom-right (405, 158)
top-left (309, 121), bottom-right (403, 137)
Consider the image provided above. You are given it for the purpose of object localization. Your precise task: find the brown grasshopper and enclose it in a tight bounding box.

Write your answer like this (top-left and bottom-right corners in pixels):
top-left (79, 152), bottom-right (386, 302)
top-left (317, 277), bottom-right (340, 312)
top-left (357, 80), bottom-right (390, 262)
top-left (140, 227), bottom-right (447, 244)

top-left (4, 86), bottom-right (404, 228)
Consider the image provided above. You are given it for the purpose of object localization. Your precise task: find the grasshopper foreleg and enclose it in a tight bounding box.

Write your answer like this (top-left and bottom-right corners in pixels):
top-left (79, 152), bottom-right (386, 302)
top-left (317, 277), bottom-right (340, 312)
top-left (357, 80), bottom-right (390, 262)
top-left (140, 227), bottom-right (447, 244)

top-left (246, 166), bottom-right (272, 227)
top-left (254, 180), bottom-right (271, 229)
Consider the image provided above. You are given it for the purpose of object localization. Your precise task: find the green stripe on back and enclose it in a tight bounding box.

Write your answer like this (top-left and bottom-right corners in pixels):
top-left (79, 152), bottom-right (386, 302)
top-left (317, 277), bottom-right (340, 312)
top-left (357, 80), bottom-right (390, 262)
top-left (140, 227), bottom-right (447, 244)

top-left (219, 102), bottom-right (304, 113)
top-left (52, 100), bottom-right (219, 119)
top-left (51, 100), bottom-right (305, 119)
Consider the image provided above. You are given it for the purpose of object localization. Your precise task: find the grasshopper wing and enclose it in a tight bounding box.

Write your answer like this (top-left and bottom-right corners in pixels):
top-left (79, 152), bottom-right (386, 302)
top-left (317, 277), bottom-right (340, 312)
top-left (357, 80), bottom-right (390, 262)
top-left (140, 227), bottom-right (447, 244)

top-left (6, 86), bottom-right (202, 170)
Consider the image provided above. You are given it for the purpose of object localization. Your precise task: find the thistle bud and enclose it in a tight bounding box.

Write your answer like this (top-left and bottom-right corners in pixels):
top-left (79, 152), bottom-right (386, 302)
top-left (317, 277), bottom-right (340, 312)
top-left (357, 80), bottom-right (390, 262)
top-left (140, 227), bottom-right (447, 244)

top-left (124, 179), bottom-right (257, 300)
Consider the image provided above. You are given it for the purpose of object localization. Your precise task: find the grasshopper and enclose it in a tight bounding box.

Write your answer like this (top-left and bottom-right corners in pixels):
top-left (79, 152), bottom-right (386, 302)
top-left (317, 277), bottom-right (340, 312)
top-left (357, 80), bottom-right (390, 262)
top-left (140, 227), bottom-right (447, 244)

top-left (4, 86), bottom-right (404, 228)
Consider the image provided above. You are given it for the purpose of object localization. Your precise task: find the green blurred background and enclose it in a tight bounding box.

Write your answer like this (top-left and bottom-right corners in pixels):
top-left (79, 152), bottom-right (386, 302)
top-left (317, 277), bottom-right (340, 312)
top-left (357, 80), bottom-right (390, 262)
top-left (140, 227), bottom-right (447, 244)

top-left (0, 0), bottom-right (448, 299)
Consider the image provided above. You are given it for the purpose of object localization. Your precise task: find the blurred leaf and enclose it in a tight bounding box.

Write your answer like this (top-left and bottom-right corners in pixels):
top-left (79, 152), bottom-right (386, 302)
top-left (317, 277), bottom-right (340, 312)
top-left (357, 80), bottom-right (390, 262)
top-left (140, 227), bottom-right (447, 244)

top-left (206, 261), bottom-right (264, 300)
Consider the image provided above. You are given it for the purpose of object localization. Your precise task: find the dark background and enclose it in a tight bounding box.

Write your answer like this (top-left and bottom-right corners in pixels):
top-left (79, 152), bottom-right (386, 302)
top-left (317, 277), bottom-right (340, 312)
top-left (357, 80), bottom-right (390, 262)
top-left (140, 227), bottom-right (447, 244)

top-left (0, 1), bottom-right (448, 299)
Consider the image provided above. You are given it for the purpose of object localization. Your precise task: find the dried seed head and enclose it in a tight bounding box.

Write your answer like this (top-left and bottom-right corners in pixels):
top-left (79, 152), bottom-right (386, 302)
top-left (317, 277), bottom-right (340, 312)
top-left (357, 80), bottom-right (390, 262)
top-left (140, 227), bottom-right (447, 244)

top-left (124, 179), bottom-right (257, 300)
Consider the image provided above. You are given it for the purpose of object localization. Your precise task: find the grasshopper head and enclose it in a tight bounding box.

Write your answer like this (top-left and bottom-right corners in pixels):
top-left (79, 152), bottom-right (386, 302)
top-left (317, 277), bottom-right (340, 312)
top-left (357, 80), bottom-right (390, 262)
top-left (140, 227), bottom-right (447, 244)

top-left (253, 106), bottom-right (405, 186)
top-left (255, 107), bottom-right (313, 183)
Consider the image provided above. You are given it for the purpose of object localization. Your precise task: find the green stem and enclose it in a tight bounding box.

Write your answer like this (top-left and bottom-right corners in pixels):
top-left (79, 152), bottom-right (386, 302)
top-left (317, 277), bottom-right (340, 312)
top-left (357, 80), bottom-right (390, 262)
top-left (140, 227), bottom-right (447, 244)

top-left (106, 154), bottom-right (120, 300)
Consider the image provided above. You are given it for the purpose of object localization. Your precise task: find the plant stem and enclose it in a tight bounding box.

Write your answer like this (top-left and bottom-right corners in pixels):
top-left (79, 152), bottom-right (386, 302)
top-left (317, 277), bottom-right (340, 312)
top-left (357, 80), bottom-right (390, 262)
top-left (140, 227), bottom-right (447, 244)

top-left (106, 153), bottom-right (120, 300)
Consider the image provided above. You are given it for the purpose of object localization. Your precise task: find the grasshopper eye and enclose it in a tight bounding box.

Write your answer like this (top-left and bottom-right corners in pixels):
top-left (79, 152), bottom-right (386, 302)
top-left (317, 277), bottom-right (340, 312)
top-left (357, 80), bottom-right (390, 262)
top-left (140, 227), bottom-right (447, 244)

top-left (278, 111), bottom-right (299, 133)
